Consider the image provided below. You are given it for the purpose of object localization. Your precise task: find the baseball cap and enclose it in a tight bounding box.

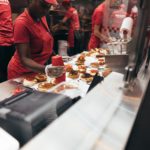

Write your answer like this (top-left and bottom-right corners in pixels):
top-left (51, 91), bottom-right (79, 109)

top-left (44, 0), bottom-right (58, 5)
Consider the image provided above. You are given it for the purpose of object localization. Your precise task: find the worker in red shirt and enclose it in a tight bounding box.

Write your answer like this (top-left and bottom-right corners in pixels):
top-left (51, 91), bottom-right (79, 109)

top-left (8, 0), bottom-right (64, 79)
top-left (88, 1), bottom-right (111, 50)
top-left (54, 0), bottom-right (82, 56)
top-left (0, 0), bottom-right (15, 82)
top-left (110, 4), bottom-right (127, 29)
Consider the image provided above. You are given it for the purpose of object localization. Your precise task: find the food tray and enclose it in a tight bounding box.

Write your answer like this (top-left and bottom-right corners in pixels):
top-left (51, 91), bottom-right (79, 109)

top-left (15, 48), bottom-right (112, 98)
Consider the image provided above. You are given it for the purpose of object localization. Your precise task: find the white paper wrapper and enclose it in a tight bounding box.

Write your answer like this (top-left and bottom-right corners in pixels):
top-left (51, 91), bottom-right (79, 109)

top-left (50, 81), bottom-right (89, 98)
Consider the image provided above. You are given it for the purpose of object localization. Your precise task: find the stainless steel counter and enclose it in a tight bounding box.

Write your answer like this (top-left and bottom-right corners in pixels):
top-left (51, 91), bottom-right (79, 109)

top-left (0, 80), bottom-right (27, 103)
top-left (105, 54), bottom-right (128, 74)
top-left (21, 62), bottom-right (150, 150)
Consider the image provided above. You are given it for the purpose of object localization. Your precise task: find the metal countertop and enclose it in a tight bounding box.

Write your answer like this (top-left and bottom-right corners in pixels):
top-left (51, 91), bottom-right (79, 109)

top-left (21, 63), bottom-right (150, 150)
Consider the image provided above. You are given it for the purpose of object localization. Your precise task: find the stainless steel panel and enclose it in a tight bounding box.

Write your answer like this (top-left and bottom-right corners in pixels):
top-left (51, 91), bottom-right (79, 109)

top-left (105, 54), bottom-right (129, 73)
top-left (21, 62), bottom-right (150, 150)
top-left (0, 80), bottom-right (26, 102)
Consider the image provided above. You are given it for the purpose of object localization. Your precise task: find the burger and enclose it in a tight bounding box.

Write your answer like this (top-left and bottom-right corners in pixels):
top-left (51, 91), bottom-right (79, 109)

top-left (81, 73), bottom-right (93, 83)
top-left (99, 48), bottom-right (110, 55)
top-left (37, 82), bottom-right (55, 92)
top-left (94, 48), bottom-right (100, 52)
top-left (90, 62), bottom-right (99, 68)
top-left (76, 55), bottom-right (85, 65)
top-left (76, 61), bottom-right (85, 66)
top-left (65, 64), bottom-right (73, 72)
top-left (78, 65), bottom-right (86, 73)
top-left (23, 76), bottom-right (37, 87)
top-left (35, 73), bottom-right (47, 82)
top-left (98, 57), bottom-right (105, 65)
top-left (68, 70), bottom-right (79, 79)
top-left (96, 53), bottom-right (105, 58)
top-left (86, 50), bottom-right (97, 56)
top-left (89, 69), bottom-right (98, 76)
top-left (78, 55), bottom-right (85, 62)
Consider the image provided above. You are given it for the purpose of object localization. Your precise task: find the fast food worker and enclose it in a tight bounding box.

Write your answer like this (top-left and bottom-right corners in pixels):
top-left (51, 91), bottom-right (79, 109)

top-left (0, 0), bottom-right (15, 82)
top-left (88, 1), bottom-right (111, 50)
top-left (59, 0), bottom-right (82, 56)
top-left (8, 0), bottom-right (64, 79)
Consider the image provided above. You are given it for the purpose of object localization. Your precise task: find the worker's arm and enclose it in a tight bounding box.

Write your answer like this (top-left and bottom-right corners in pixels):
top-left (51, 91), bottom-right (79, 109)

top-left (94, 24), bottom-right (110, 43)
top-left (17, 43), bottom-right (45, 73)
top-left (61, 16), bottom-right (68, 24)
top-left (17, 43), bottom-right (64, 77)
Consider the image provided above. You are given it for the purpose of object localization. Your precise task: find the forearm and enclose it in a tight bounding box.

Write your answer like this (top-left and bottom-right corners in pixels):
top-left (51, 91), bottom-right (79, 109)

top-left (21, 57), bottom-right (64, 78)
top-left (21, 57), bottom-right (45, 73)
top-left (61, 16), bottom-right (68, 24)
top-left (93, 24), bottom-right (111, 43)
top-left (94, 30), bottom-right (108, 41)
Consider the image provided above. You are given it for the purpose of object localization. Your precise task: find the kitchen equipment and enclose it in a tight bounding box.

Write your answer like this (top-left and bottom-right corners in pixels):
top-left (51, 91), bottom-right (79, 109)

top-left (0, 88), bottom-right (72, 146)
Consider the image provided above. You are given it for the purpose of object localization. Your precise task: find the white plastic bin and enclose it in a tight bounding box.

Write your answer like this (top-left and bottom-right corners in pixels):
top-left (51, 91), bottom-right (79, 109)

top-left (58, 40), bottom-right (68, 56)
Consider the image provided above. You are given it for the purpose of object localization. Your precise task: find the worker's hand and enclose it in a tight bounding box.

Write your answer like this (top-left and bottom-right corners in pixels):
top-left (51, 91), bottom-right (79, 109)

top-left (102, 35), bottom-right (112, 43)
top-left (45, 65), bottom-right (65, 78)
top-left (51, 24), bottom-right (60, 32)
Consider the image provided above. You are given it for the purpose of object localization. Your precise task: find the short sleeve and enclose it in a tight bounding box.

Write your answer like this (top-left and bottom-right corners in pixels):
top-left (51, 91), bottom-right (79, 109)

top-left (94, 11), bottom-right (103, 25)
top-left (65, 10), bottom-right (73, 19)
top-left (14, 19), bottom-right (30, 44)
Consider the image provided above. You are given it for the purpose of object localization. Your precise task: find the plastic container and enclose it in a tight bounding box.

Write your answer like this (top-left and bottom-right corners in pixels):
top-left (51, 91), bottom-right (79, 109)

top-left (58, 40), bottom-right (68, 56)
top-left (52, 55), bottom-right (66, 83)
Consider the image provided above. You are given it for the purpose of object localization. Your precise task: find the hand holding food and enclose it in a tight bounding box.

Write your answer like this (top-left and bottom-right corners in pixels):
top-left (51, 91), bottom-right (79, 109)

top-left (51, 24), bottom-right (60, 32)
top-left (52, 55), bottom-right (66, 83)
top-left (45, 65), bottom-right (65, 78)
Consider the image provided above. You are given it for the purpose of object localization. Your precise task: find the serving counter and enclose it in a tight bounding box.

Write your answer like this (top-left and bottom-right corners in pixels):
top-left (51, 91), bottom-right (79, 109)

top-left (20, 60), bottom-right (150, 150)
top-left (0, 50), bottom-right (149, 149)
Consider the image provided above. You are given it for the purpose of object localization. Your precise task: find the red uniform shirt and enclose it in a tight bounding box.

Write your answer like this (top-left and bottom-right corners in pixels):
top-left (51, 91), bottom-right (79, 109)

top-left (88, 2), bottom-right (105, 50)
top-left (8, 9), bottom-right (53, 79)
top-left (65, 7), bottom-right (80, 48)
top-left (111, 9), bottom-right (127, 28)
top-left (0, 0), bottom-right (13, 46)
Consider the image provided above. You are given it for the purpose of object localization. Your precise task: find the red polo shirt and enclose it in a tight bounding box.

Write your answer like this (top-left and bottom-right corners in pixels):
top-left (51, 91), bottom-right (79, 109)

top-left (65, 7), bottom-right (80, 48)
top-left (0, 0), bottom-right (14, 46)
top-left (8, 9), bottom-right (53, 79)
top-left (88, 2), bottom-right (105, 50)
top-left (111, 9), bottom-right (127, 29)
